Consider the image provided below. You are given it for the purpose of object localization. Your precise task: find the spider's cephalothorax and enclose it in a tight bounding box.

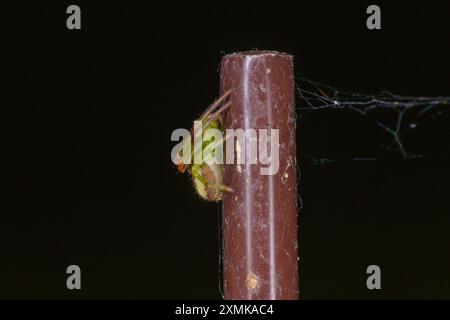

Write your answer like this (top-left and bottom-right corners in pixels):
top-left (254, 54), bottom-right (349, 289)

top-left (175, 90), bottom-right (234, 201)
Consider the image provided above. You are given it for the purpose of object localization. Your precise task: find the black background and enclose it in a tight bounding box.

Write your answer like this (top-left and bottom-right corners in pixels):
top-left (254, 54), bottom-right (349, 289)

top-left (2, 1), bottom-right (450, 299)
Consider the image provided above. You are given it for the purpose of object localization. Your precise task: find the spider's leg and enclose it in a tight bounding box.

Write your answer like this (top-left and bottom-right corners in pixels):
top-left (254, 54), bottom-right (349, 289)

top-left (191, 101), bottom-right (232, 160)
top-left (199, 90), bottom-right (232, 122)
top-left (206, 184), bottom-right (234, 193)
top-left (202, 101), bottom-right (232, 129)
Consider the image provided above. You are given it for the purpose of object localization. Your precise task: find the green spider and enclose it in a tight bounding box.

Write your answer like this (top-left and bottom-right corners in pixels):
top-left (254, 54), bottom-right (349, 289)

top-left (175, 90), bottom-right (234, 201)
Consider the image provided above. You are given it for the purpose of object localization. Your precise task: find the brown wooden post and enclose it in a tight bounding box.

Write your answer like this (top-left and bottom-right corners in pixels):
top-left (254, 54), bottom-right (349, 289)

top-left (220, 51), bottom-right (299, 300)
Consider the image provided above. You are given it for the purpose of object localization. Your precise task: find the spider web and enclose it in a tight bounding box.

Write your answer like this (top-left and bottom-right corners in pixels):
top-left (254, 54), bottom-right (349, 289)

top-left (295, 77), bottom-right (450, 165)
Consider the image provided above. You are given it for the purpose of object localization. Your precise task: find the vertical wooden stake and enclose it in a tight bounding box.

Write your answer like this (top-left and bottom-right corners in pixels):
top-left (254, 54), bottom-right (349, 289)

top-left (220, 51), bottom-right (299, 300)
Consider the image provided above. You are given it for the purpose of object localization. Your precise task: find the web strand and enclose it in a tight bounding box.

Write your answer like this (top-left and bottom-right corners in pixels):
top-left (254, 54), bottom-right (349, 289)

top-left (295, 77), bottom-right (450, 164)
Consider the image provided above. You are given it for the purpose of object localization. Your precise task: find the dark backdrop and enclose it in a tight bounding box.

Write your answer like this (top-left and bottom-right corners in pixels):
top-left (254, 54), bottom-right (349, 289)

top-left (2, 1), bottom-right (450, 298)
